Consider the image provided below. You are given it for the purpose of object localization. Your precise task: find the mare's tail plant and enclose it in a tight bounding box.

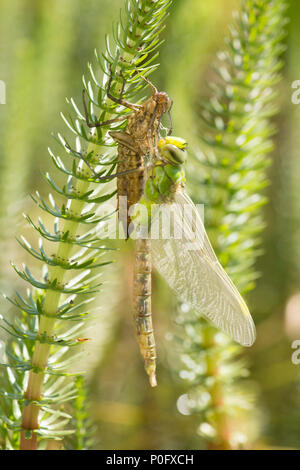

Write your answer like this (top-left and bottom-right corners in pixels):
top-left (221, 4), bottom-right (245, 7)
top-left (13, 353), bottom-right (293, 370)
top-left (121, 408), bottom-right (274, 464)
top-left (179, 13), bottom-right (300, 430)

top-left (177, 0), bottom-right (287, 449)
top-left (0, 0), bottom-right (171, 450)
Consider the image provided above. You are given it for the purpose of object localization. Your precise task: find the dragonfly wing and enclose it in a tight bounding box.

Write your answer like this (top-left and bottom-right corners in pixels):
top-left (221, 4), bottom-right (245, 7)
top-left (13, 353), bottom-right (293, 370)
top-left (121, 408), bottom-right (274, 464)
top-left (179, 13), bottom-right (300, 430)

top-left (150, 191), bottom-right (256, 346)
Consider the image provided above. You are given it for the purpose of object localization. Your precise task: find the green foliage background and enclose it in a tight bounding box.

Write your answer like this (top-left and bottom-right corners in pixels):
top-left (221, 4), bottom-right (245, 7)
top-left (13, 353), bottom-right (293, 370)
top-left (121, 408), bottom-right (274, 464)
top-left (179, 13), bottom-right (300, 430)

top-left (0, 0), bottom-right (299, 449)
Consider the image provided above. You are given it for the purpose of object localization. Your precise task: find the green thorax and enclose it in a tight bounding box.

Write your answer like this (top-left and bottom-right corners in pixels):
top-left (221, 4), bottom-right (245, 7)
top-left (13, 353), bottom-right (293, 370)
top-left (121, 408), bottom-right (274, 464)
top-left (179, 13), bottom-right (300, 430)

top-left (143, 135), bottom-right (187, 205)
top-left (143, 162), bottom-right (186, 204)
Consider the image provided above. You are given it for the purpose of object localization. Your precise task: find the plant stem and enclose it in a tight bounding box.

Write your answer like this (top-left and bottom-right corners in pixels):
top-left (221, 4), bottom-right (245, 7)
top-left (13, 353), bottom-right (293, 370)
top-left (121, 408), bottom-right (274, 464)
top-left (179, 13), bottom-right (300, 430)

top-left (20, 153), bottom-right (98, 449)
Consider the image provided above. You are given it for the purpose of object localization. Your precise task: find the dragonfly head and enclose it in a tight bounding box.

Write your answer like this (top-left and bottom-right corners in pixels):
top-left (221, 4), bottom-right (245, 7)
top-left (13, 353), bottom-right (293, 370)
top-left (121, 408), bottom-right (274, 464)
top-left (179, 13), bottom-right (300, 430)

top-left (158, 136), bottom-right (187, 165)
top-left (156, 91), bottom-right (172, 113)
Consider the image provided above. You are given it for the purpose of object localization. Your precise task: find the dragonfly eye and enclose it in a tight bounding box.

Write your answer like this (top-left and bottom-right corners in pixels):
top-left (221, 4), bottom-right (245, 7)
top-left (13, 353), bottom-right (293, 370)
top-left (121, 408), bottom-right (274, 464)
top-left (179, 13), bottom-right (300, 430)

top-left (163, 144), bottom-right (187, 165)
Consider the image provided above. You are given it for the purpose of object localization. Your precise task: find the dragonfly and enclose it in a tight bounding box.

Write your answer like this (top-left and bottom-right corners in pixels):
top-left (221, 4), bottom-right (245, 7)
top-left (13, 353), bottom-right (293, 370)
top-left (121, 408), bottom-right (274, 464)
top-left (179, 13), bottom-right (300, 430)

top-left (80, 69), bottom-right (256, 387)
top-left (133, 135), bottom-right (256, 383)
top-left (80, 68), bottom-right (173, 386)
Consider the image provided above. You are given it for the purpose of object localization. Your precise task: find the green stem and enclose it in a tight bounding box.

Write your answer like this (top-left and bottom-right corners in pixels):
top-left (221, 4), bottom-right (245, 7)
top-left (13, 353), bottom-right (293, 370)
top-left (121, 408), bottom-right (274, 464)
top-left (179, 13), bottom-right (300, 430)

top-left (20, 148), bottom-right (100, 449)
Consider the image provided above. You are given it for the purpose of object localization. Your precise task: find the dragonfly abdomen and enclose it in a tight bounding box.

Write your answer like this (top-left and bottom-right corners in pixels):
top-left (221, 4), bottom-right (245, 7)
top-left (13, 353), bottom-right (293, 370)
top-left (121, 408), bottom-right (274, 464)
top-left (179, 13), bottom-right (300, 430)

top-left (133, 238), bottom-right (157, 387)
top-left (110, 133), bottom-right (145, 238)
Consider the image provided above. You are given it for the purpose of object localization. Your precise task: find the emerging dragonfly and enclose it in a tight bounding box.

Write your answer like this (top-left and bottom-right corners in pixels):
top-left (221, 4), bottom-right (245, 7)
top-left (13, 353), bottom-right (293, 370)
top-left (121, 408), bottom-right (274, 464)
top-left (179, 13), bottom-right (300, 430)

top-left (80, 69), bottom-right (256, 387)
top-left (81, 68), bottom-right (172, 386)
top-left (133, 136), bottom-right (256, 357)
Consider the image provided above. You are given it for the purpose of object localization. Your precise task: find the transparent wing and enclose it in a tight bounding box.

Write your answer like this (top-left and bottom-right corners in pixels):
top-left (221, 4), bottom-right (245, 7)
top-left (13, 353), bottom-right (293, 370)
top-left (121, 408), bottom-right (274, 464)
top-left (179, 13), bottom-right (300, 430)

top-left (150, 191), bottom-right (256, 346)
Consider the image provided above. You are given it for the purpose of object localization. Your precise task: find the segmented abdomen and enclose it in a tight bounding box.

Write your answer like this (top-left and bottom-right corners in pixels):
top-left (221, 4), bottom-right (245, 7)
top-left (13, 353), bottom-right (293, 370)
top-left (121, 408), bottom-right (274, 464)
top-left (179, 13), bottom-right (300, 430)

top-left (116, 145), bottom-right (145, 239)
top-left (133, 238), bottom-right (157, 387)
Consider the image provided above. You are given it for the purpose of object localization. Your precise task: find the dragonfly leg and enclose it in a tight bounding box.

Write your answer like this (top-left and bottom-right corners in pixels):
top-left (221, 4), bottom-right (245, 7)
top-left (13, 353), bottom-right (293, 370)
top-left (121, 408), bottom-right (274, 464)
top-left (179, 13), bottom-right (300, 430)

top-left (65, 144), bottom-right (144, 181)
top-left (148, 102), bottom-right (158, 135)
top-left (118, 69), bottom-right (127, 98)
top-left (139, 75), bottom-right (158, 96)
top-left (167, 99), bottom-right (174, 136)
top-left (95, 166), bottom-right (144, 181)
top-left (65, 144), bottom-right (100, 174)
top-left (82, 89), bottom-right (130, 129)
top-left (106, 65), bottom-right (142, 111)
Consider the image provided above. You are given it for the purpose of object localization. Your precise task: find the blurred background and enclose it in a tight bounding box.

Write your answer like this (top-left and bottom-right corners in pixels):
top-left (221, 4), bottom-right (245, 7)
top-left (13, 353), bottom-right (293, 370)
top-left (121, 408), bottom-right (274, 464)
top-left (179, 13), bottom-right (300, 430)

top-left (0, 0), bottom-right (300, 450)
